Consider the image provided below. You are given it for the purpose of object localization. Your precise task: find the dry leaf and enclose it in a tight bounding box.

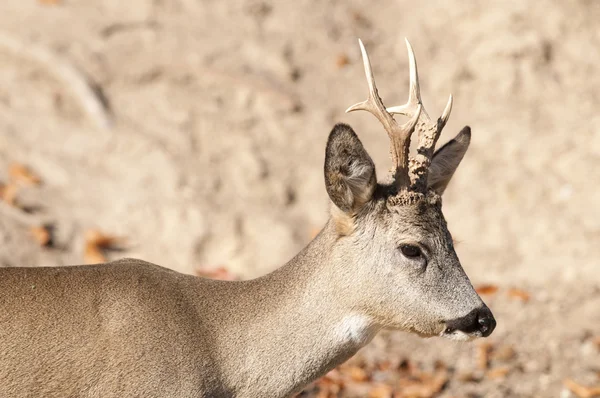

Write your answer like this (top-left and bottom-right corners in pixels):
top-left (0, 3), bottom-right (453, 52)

top-left (433, 360), bottom-right (447, 371)
top-left (486, 367), bottom-right (510, 380)
top-left (30, 226), bottom-right (51, 246)
top-left (593, 336), bottom-right (600, 350)
top-left (347, 366), bottom-right (369, 382)
top-left (314, 371), bottom-right (344, 397)
top-left (0, 182), bottom-right (19, 206)
top-left (85, 229), bottom-right (126, 249)
top-left (432, 369), bottom-right (449, 389)
top-left (84, 229), bottom-right (125, 264)
top-left (377, 360), bottom-right (392, 372)
top-left (397, 366), bottom-right (448, 398)
top-left (457, 371), bottom-right (481, 382)
top-left (324, 368), bottom-right (343, 382)
top-left (317, 381), bottom-right (341, 397)
top-left (475, 284), bottom-right (499, 295)
top-left (477, 342), bottom-right (493, 370)
top-left (196, 266), bottom-right (238, 281)
top-left (563, 378), bottom-right (600, 398)
top-left (85, 242), bottom-right (107, 264)
top-left (316, 390), bottom-right (334, 398)
top-left (507, 288), bottom-right (531, 302)
top-left (9, 163), bottom-right (41, 185)
top-left (38, 0), bottom-right (61, 5)
top-left (397, 380), bottom-right (437, 398)
top-left (368, 384), bottom-right (393, 398)
top-left (492, 345), bottom-right (516, 361)
top-left (335, 53), bottom-right (350, 69)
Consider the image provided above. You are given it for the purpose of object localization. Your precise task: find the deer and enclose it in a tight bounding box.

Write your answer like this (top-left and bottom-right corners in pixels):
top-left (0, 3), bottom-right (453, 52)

top-left (0, 39), bottom-right (495, 398)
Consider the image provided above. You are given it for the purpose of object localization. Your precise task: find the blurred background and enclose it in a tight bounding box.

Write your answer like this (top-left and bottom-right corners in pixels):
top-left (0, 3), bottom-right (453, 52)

top-left (0, 0), bottom-right (598, 396)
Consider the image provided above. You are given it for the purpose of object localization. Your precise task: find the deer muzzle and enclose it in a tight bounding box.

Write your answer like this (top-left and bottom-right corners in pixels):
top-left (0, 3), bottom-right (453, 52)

top-left (443, 305), bottom-right (496, 339)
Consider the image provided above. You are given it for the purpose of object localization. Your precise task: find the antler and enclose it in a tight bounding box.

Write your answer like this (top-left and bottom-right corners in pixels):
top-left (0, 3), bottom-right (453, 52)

top-left (346, 39), bottom-right (422, 189)
top-left (386, 39), bottom-right (453, 192)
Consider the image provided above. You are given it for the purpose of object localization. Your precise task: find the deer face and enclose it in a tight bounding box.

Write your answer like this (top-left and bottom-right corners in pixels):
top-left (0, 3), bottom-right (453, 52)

top-left (324, 123), bottom-right (495, 341)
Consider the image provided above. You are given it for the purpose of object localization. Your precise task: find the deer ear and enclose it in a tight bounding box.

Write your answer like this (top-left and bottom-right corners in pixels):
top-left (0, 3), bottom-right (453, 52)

top-left (428, 126), bottom-right (471, 195)
top-left (324, 123), bottom-right (377, 214)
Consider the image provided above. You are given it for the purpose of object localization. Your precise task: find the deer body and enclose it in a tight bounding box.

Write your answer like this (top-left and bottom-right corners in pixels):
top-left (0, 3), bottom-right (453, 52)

top-left (0, 39), bottom-right (495, 397)
top-left (1, 224), bottom-right (379, 398)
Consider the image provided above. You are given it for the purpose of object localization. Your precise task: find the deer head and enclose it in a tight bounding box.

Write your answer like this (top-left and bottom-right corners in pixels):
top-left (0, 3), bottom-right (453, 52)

top-left (323, 39), bottom-right (495, 341)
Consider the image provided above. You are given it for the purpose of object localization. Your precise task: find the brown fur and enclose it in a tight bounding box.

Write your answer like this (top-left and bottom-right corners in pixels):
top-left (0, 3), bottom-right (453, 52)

top-left (0, 226), bottom-right (376, 398)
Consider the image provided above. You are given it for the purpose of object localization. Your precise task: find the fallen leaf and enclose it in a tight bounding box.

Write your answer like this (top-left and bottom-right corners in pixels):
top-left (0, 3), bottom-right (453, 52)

top-left (433, 360), bottom-right (447, 371)
top-left (377, 360), bottom-right (392, 372)
top-left (85, 229), bottom-right (126, 249)
top-left (477, 342), bottom-right (493, 370)
top-left (9, 163), bottom-right (41, 185)
top-left (397, 365), bottom-right (448, 398)
top-left (323, 368), bottom-right (343, 382)
top-left (397, 380), bottom-right (437, 398)
top-left (593, 336), bottom-right (600, 350)
top-left (84, 229), bottom-right (126, 264)
top-left (301, 369), bottom-right (345, 398)
top-left (507, 288), bottom-right (530, 302)
top-left (38, 0), bottom-right (62, 5)
top-left (563, 378), bottom-right (600, 398)
top-left (85, 241), bottom-right (107, 264)
top-left (430, 368), bottom-right (449, 393)
top-left (486, 367), bottom-right (510, 380)
top-left (0, 182), bottom-right (19, 206)
top-left (475, 284), bottom-right (499, 295)
top-left (339, 381), bottom-right (372, 397)
top-left (347, 365), bottom-right (369, 382)
top-left (316, 378), bottom-right (342, 397)
top-left (196, 266), bottom-right (238, 281)
top-left (457, 371), bottom-right (481, 382)
top-left (30, 226), bottom-right (51, 246)
top-left (492, 345), bottom-right (516, 362)
top-left (368, 384), bottom-right (393, 398)
top-left (335, 53), bottom-right (350, 69)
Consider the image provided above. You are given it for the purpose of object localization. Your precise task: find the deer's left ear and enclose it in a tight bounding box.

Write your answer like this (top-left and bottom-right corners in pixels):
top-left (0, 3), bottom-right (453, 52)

top-left (428, 126), bottom-right (471, 195)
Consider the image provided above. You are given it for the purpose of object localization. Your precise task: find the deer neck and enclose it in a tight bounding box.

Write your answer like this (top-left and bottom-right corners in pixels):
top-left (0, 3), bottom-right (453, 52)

top-left (217, 220), bottom-right (380, 397)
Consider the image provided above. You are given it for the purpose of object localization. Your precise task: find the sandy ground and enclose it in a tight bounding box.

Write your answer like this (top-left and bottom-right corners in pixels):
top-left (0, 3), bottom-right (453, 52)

top-left (0, 0), bottom-right (598, 396)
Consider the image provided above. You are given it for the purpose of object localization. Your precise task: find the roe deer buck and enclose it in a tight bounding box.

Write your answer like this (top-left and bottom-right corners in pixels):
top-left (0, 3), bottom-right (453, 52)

top-left (0, 39), bottom-right (495, 398)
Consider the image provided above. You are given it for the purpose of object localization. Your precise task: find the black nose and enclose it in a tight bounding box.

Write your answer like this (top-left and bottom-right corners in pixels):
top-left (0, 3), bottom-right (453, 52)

top-left (477, 306), bottom-right (496, 337)
top-left (446, 306), bottom-right (496, 337)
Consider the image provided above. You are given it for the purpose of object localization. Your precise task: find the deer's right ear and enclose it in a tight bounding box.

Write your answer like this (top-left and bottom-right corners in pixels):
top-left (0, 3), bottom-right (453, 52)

top-left (324, 124), bottom-right (377, 215)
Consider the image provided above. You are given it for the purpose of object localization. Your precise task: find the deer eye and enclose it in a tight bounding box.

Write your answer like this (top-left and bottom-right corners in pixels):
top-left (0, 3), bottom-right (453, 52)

top-left (400, 244), bottom-right (422, 258)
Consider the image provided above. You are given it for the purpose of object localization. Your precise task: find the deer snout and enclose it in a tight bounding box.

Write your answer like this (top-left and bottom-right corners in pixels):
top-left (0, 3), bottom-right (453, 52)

top-left (476, 306), bottom-right (496, 337)
top-left (444, 305), bottom-right (496, 339)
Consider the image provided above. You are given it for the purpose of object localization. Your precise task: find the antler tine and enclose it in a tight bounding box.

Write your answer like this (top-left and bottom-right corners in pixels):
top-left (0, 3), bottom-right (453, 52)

top-left (386, 39), bottom-right (454, 191)
top-left (386, 38), bottom-right (427, 120)
top-left (346, 39), bottom-right (421, 188)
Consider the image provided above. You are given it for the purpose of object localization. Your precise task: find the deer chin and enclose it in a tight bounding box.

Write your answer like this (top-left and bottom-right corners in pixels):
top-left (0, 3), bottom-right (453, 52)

top-left (440, 328), bottom-right (481, 342)
top-left (406, 324), bottom-right (447, 339)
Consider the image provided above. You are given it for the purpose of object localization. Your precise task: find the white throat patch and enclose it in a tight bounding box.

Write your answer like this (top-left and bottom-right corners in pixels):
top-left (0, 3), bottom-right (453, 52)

top-left (333, 314), bottom-right (377, 346)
